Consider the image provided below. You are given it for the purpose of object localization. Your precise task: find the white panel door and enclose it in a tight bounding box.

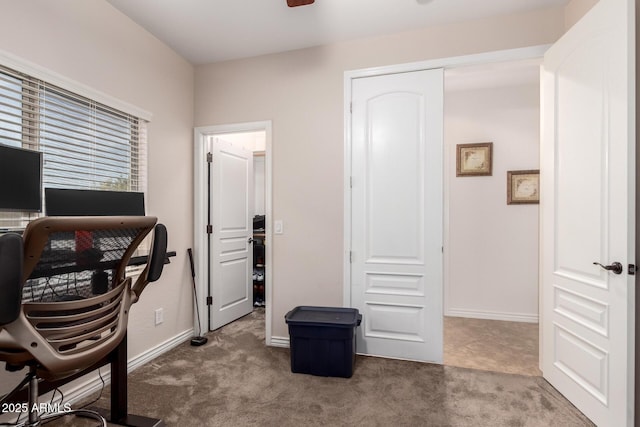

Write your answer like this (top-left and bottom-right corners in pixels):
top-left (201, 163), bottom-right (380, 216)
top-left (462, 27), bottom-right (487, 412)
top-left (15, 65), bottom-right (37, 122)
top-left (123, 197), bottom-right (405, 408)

top-left (350, 68), bottom-right (443, 362)
top-left (540, 0), bottom-right (634, 425)
top-left (210, 137), bottom-right (254, 330)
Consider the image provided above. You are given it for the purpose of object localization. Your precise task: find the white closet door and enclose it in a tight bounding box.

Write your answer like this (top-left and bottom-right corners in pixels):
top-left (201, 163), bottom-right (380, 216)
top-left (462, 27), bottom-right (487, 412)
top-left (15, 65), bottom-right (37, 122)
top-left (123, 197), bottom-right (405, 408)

top-left (350, 68), bottom-right (444, 362)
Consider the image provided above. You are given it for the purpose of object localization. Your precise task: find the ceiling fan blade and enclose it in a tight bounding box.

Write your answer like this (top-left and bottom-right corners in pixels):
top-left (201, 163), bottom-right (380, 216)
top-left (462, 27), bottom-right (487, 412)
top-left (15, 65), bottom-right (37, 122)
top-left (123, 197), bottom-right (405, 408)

top-left (287, 0), bottom-right (315, 7)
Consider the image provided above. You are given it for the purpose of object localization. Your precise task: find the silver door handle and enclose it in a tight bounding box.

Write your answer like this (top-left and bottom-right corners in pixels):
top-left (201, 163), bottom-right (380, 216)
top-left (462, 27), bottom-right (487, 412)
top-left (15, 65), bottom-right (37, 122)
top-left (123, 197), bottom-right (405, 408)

top-left (593, 261), bottom-right (623, 275)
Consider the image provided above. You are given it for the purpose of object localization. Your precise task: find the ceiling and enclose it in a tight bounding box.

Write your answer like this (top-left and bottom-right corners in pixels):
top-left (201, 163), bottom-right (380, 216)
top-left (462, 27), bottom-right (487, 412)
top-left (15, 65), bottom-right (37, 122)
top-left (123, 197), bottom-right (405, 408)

top-left (106, 0), bottom-right (568, 65)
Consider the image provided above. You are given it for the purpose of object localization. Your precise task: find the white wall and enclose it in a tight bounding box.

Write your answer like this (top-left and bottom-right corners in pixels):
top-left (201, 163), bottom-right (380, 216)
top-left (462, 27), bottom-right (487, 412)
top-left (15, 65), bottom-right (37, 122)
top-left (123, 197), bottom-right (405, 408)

top-left (0, 0), bottom-right (194, 396)
top-left (195, 6), bottom-right (566, 339)
top-left (444, 64), bottom-right (541, 322)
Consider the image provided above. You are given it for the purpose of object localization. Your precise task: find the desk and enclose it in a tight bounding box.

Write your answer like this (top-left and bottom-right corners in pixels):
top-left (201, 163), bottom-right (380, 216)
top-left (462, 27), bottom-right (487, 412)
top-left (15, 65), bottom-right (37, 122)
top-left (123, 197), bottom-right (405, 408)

top-left (22, 244), bottom-right (176, 303)
top-left (29, 249), bottom-right (177, 279)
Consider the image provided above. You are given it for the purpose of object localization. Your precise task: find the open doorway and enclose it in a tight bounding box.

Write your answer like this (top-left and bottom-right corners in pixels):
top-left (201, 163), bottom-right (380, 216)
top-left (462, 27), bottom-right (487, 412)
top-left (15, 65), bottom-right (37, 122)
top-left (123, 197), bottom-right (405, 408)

top-left (343, 48), bottom-right (546, 368)
top-left (193, 121), bottom-right (273, 342)
top-left (442, 58), bottom-right (541, 376)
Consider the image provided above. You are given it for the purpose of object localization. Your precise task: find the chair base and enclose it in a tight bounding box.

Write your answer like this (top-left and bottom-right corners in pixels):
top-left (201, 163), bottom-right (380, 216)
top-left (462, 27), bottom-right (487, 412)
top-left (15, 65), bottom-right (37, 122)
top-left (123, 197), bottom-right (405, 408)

top-left (3, 368), bottom-right (107, 427)
top-left (91, 407), bottom-right (165, 427)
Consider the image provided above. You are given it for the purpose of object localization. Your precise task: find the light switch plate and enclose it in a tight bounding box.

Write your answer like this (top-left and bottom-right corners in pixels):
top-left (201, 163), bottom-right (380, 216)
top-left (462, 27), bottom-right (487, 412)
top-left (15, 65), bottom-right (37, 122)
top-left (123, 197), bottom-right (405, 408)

top-left (274, 220), bottom-right (283, 234)
top-left (154, 308), bottom-right (164, 325)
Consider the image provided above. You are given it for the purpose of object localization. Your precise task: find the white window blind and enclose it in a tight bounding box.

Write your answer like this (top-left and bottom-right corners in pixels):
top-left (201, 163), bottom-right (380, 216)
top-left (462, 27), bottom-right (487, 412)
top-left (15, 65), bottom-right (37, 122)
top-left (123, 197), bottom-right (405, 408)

top-left (0, 65), bottom-right (147, 229)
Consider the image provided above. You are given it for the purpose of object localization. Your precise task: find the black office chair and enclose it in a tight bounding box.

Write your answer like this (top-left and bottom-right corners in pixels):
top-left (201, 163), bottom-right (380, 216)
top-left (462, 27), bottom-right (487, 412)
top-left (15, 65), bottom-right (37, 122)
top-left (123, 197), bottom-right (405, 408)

top-left (0, 216), bottom-right (167, 426)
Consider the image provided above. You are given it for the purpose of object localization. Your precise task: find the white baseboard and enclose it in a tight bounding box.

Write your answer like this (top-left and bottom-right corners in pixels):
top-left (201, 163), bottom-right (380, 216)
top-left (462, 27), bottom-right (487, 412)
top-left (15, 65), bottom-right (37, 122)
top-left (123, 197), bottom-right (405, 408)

top-left (446, 308), bottom-right (538, 323)
top-left (127, 329), bottom-right (194, 373)
top-left (269, 336), bottom-right (290, 348)
top-left (60, 328), bottom-right (194, 406)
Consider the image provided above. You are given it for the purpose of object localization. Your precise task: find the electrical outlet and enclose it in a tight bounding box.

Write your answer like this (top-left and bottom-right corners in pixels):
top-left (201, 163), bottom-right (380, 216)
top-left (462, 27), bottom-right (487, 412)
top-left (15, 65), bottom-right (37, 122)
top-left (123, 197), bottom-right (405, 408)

top-left (154, 308), bottom-right (164, 326)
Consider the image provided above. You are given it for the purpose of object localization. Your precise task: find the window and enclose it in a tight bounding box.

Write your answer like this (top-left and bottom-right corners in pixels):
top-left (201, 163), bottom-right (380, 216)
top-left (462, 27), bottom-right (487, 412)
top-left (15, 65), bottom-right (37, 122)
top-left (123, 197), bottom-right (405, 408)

top-left (0, 65), bottom-right (147, 229)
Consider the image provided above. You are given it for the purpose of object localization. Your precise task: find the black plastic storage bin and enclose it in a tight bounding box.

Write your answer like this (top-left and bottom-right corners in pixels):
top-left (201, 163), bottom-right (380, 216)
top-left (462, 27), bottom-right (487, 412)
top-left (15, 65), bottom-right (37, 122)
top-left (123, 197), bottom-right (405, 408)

top-left (285, 306), bottom-right (362, 378)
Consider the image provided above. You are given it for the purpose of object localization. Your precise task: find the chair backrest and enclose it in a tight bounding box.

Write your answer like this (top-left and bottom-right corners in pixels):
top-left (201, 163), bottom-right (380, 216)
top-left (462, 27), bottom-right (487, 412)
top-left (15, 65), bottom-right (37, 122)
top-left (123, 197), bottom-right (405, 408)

top-left (0, 233), bottom-right (24, 326)
top-left (0, 216), bottom-right (156, 380)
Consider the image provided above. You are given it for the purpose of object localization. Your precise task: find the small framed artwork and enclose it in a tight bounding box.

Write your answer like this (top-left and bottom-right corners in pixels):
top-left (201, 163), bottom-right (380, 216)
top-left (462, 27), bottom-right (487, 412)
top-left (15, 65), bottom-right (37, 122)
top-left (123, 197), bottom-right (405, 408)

top-left (507, 170), bottom-right (540, 204)
top-left (456, 142), bottom-right (493, 176)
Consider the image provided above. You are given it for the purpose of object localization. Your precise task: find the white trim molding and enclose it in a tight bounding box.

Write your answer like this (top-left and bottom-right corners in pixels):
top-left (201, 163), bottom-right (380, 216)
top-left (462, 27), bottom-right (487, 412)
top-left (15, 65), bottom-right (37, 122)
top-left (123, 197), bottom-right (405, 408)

top-left (446, 308), bottom-right (539, 323)
top-left (270, 336), bottom-right (290, 348)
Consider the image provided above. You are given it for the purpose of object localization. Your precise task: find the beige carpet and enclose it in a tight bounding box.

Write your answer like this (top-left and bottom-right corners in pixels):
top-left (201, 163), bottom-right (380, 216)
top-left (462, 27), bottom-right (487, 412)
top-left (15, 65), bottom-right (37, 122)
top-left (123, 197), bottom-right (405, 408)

top-left (444, 316), bottom-right (541, 377)
top-left (46, 309), bottom-right (591, 427)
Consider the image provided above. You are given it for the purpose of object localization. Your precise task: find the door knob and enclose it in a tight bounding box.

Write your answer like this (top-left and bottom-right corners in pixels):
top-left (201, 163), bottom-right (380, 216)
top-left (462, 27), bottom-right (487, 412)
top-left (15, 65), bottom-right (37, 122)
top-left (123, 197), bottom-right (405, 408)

top-left (593, 261), bottom-right (623, 275)
top-left (248, 237), bottom-right (254, 244)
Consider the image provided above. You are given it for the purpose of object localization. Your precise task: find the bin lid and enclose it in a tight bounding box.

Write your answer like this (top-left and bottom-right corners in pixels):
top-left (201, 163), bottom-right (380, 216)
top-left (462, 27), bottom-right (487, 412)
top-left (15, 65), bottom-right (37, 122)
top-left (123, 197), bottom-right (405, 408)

top-left (285, 306), bottom-right (361, 327)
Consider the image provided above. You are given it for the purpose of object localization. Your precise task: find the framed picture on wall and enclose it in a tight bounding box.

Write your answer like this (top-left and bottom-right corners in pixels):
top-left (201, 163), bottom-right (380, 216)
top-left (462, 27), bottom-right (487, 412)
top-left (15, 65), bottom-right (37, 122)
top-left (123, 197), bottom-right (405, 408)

top-left (507, 170), bottom-right (540, 204)
top-left (456, 142), bottom-right (493, 176)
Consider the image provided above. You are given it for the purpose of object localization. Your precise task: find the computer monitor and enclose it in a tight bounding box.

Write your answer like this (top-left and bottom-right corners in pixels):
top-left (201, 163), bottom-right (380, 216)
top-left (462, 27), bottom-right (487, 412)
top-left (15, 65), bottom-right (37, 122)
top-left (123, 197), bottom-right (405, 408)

top-left (0, 144), bottom-right (43, 212)
top-left (45, 188), bottom-right (145, 216)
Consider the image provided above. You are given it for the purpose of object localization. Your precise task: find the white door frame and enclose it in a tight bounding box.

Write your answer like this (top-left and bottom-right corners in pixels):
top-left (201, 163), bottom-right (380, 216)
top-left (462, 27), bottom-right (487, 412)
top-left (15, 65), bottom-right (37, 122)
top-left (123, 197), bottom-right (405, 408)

top-left (194, 120), bottom-right (273, 343)
top-left (343, 45), bottom-right (549, 358)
